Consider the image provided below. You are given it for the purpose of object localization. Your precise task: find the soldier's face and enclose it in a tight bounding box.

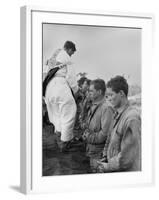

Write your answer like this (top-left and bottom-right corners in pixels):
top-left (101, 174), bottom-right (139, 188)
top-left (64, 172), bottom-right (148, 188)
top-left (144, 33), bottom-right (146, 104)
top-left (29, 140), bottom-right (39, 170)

top-left (89, 84), bottom-right (100, 101)
top-left (67, 48), bottom-right (75, 56)
top-left (82, 81), bottom-right (89, 92)
top-left (107, 87), bottom-right (122, 108)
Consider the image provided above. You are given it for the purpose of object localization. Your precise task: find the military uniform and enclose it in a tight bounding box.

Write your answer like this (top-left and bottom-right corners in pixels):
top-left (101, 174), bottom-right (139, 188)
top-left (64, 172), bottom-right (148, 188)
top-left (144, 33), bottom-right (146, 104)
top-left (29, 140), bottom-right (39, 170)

top-left (101, 102), bottom-right (141, 172)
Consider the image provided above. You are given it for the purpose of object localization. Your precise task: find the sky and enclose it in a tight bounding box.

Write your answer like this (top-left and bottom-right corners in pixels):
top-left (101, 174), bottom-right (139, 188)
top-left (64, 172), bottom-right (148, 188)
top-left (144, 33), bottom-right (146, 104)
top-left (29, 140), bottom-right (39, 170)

top-left (43, 24), bottom-right (141, 86)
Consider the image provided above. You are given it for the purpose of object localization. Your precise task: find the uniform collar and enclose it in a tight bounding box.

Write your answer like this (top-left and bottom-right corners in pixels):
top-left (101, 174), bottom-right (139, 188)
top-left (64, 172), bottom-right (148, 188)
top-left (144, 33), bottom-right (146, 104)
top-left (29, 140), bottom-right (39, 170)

top-left (114, 100), bottom-right (129, 119)
top-left (92, 97), bottom-right (105, 106)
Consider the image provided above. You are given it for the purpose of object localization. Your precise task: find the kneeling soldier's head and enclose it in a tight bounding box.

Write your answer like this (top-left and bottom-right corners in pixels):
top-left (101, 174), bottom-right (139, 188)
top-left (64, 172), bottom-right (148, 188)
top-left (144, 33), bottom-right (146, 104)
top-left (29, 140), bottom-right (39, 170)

top-left (106, 76), bottom-right (128, 109)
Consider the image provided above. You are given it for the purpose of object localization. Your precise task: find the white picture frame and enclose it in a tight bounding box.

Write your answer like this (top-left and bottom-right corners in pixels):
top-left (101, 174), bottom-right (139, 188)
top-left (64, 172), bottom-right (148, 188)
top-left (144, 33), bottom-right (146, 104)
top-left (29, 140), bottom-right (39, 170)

top-left (20, 6), bottom-right (154, 194)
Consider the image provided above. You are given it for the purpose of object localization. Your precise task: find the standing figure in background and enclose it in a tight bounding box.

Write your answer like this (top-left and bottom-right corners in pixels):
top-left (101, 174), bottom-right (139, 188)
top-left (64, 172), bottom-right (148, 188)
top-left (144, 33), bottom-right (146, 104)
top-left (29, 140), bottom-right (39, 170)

top-left (97, 76), bottom-right (141, 172)
top-left (79, 78), bottom-right (92, 130)
top-left (74, 77), bottom-right (91, 134)
top-left (44, 41), bottom-right (78, 151)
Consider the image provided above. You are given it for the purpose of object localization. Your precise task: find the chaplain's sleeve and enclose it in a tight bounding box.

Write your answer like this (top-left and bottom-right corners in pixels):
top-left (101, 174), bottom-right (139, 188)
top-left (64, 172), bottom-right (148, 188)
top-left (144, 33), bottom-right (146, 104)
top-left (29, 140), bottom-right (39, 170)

top-left (47, 49), bottom-right (62, 70)
top-left (66, 64), bottom-right (78, 94)
top-left (106, 117), bottom-right (141, 171)
top-left (86, 106), bottom-right (114, 144)
top-left (43, 65), bottom-right (50, 80)
top-left (56, 49), bottom-right (72, 65)
top-left (56, 50), bottom-right (78, 93)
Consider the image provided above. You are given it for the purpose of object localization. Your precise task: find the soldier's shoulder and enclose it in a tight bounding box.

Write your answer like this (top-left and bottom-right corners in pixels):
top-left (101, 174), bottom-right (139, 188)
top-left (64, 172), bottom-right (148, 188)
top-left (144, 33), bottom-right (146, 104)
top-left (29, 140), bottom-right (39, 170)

top-left (102, 100), bottom-right (114, 113)
top-left (125, 104), bottom-right (141, 120)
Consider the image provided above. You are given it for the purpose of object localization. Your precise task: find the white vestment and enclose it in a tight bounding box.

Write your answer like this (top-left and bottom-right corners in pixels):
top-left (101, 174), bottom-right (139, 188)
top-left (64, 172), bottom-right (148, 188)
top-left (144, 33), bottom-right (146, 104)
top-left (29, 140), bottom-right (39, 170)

top-left (45, 49), bottom-right (78, 142)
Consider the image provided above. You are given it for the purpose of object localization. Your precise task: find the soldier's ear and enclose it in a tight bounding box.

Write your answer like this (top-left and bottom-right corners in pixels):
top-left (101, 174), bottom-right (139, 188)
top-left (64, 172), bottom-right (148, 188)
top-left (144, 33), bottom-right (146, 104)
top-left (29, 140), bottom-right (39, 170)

top-left (119, 90), bottom-right (125, 97)
top-left (99, 89), bottom-right (102, 95)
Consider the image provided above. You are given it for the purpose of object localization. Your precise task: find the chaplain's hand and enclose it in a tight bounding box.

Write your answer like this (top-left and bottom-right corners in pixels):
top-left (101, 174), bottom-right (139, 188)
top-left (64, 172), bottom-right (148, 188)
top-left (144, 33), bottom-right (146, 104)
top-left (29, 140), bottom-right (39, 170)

top-left (82, 134), bottom-right (86, 141)
top-left (82, 130), bottom-right (89, 141)
top-left (100, 157), bottom-right (107, 162)
top-left (97, 161), bottom-right (109, 173)
top-left (80, 121), bottom-right (88, 130)
top-left (84, 130), bottom-right (90, 137)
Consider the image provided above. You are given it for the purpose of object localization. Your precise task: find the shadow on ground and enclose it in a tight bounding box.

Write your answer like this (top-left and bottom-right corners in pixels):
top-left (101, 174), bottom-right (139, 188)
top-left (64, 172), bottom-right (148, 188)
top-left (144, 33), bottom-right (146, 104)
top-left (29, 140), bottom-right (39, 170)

top-left (9, 186), bottom-right (21, 193)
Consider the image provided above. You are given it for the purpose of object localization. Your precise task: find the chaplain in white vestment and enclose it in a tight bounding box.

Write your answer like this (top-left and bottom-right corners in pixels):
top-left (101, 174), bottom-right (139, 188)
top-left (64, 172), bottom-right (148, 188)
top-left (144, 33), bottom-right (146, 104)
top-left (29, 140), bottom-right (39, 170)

top-left (45, 41), bottom-right (78, 143)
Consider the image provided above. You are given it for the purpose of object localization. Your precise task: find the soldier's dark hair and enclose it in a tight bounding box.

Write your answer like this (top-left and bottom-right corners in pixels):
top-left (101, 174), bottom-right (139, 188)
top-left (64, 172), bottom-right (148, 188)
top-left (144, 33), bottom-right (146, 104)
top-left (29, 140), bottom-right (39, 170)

top-left (86, 79), bottom-right (91, 86)
top-left (91, 79), bottom-right (106, 96)
top-left (78, 77), bottom-right (87, 87)
top-left (107, 76), bottom-right (128, 97)
top-left (64, 41), bottom-right (76, 52)
top-left (78, 77), bottom-right (91, 87)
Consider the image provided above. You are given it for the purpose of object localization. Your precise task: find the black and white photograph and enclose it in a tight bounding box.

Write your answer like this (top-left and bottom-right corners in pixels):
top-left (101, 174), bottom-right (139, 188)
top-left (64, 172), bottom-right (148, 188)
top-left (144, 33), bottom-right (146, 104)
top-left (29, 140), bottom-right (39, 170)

top-left (42, 23), bottom-right (141, 176)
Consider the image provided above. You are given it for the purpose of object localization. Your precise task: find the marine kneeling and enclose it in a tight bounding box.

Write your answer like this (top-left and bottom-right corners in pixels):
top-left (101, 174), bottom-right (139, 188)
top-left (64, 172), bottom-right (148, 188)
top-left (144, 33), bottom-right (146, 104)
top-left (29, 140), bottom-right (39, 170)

top-left (82, 79), bottom-right (114, 172)
top-left (97, 76), bottom-right (141, 172)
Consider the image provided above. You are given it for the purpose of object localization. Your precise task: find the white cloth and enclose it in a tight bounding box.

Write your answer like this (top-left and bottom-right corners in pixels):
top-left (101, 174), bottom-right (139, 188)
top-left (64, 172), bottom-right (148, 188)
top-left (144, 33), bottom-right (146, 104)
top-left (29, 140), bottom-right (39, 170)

top-left (45, 49), bottom-right (78, 142)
